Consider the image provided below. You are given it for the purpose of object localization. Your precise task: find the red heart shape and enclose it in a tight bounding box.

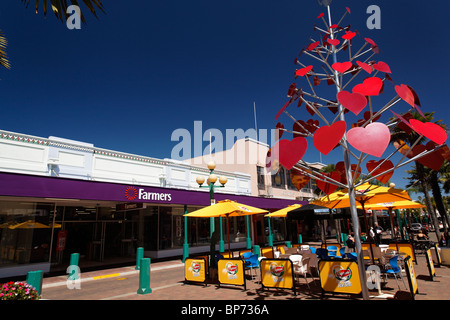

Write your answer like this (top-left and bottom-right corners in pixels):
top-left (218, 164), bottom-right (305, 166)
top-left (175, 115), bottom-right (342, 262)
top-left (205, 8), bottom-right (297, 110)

top-left (327, 38), bottom-right (340, 46)
top-left (275, 100), bottom-right (290, 120)
top-left (273, 137), bottom-right (308, 170)
top-left (342, 31), bottom-right (356, 40)
top-left (395, 84), bottom-right (415, 108)
top-left (313, 121), bottom-right (346, 155)
top-left (365, 38), bottom-right (377, 47)
top-left (316, 171), bottom-right (340, 195)
top-left (409, 119), bottom-right (447, 145)
top-left (290, 170), bottom-right (311, 191)
top-left (363, 111), bottom-right (381, 122)
top-left (347, 122), bottom-right (390, 157)
top-left (275, 122), bottom-right (284, 139)
top-left (356, 61), bottom-right (373, 74)
top-left (317, 13), bottom-right (324, 19)
top-left (337, 90), bottom-right (367, 115)
top-left (307, 41), bottom-right (320, 51)
top-left (295, 65), bottom-right (313, 77)
top-left (352, 77), bottom-right (383, 96)
top-left (373, 61), bottom-right (391, 74)
top-left (332, 61), bottom-right (352, 73)
top-left (293, 119), bottom-right (319, 137)
top-left (366, 159), bottom-right (394, 184)
top-left (335, 161), bottom-right (361, 185)
top-left (411, 145), bottom-right (444, 171)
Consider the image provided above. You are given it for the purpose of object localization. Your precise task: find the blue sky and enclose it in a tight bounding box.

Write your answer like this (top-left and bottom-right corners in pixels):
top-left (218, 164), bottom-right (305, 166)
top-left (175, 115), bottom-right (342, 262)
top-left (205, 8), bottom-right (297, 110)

top-left (0, 0), bottom-right (448, 191)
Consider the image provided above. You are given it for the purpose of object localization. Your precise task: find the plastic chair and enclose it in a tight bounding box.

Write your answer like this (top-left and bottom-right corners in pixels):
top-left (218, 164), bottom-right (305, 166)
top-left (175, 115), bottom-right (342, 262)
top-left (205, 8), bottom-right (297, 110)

top-left (346, 252), bottom-right (357, 260)
top-left (339, 247), bottom-right (346, 258)
top-left (291, 255), bottom-right (310, 289)
top-left (245, 254), bottom-right (259, 279)
top-left (381, 255), bottom-right (406, 290)
top-left (327, 246), bottom-right (338, 257)
top-left (316, 248), bottom-right (328, 259)
top-left (242, 251), bottom-right (252, 268)
top-left (309, 247), bottom-right (316, 254)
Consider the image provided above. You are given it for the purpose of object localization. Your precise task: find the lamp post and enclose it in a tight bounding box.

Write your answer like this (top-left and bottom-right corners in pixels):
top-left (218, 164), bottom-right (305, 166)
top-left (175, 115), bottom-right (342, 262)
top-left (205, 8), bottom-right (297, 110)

top-left (196, 161), bottom-right (228, 252)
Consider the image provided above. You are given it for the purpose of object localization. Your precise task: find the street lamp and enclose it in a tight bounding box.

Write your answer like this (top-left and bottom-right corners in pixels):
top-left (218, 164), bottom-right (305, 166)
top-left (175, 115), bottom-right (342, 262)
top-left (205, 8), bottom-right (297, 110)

top-left (196, 160), bottom-right (227, 251)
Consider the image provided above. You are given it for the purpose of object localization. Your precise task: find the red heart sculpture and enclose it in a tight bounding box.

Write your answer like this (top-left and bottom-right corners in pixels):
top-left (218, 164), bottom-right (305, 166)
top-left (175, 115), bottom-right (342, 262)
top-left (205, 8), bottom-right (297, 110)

top-left (307, 41), bottom-right (320, 51)
top-left (337, 90), bottom-right (367, 115)
top-left (352, 77), bottom-right (383, 96)
top-left (316, 171), bottom-right (340, 195)
top-left (317, 13), bottom-right (324, 19)
top-left (327, 38), bottom-right (340, 46)
top-left (411, 145), bottom-right (444, 171)
top-left (272, 137), bottom-right (308, 170)
top-left (356, 61), bottom-right (373, 74)
top-left (335, 161), bottom-right (361, 184)
top-left (373, 61), bottom-right (391, 74)
top-left (313, 121), bottom-right (346, 155)
top-left (275, 100), bottom-right (290, 120)
top-left (366, 159), bottom-right (394, 184)
top-left (275, 122), bottom-right (284, 139)
top-left (365, 38), bottom-right (377, 47)
top-left (290, 170), bottom-right (311, 191)
top-left (363, 111), bottom-right (381, 122)
top-left (293, 119), bottom-right (319, 137)
top-left (295, 65), bottom-right (313, 77)
top-left (332, 61), bottom-right (352, 73)
top-left (347, 122), bottom-right (390, 157)
top-left (395, 84), bottom-right (415, 108)
top-left (409, 119), bottom-right (447, 145)
top-left (342, 31), bottom-right (356, 40)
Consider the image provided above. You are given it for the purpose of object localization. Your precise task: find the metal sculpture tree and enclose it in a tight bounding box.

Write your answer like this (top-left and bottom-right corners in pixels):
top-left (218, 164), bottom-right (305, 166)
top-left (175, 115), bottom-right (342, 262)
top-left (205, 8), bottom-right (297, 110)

top-left (269, 2), bottom-right (448, 299)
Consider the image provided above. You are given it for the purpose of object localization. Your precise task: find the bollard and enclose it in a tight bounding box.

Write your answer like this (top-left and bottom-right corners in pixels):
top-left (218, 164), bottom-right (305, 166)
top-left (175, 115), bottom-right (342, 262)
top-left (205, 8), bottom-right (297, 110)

top-left (285, 241), bottom-right (292, 248)
top-left (26, 270), bottom-right (43, 295)
top-left (137, 258), bottom-right (152, 294)
top-left (68, 253), bottom-right (80, 280)
top-left (252, 245), bottom-right (260, 258)
top-left (135, 247), bottom-right (144, 270)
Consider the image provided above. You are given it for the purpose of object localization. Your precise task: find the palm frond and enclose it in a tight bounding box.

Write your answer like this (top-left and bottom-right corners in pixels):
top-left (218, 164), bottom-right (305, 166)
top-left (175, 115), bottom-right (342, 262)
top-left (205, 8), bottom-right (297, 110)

top-left (21, 0), bottom-right (105, 24)
top-left (0, 29), bottom-right (10, 70)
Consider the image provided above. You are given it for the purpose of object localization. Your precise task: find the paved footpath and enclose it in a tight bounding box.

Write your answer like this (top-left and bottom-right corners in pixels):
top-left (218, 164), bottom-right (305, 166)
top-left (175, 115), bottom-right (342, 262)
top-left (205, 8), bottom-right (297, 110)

top-left (37, 253), bottom-right (450, 303)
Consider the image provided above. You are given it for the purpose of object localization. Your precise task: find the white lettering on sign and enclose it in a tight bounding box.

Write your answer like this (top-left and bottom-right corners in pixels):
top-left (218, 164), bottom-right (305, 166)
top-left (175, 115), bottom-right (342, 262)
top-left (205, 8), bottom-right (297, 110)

top-left (138, 188), bottom-right (172, 202)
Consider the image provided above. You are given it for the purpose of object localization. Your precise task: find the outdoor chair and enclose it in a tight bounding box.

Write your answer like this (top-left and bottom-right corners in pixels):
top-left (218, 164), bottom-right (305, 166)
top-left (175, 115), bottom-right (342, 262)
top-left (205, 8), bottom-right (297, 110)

top-left (339, 247), bottom-right (346, 258)
top-left (242, 252), bottom-right (253, 268)
top-left (291, 256), bottom-right (311, 289)
top-left (316, 248), bottom-right (328, 259)
top-left (381, 255), bottom-right (406, 290)
top-left (327, 246), bottom-right (338, 257)
top-left (244, 254), bottom-right (259, 279)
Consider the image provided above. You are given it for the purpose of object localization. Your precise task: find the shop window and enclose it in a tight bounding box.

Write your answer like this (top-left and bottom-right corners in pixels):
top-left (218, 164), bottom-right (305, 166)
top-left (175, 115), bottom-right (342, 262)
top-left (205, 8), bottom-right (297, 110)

top-left (271, 167), bottom-right (286, 188)
top-left (0, 202), bottom-right (54, 267)
top-left (257, 166), bottom-right (265, 190)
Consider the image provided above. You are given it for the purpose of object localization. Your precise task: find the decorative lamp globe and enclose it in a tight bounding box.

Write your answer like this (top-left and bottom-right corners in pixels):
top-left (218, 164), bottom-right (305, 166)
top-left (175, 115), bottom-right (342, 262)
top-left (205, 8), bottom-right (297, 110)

top-left (196, 176), bottom-right (205, 186)
top-left (389, 182), bottom-right (396, 188)
top-left (207, 161), bottom-right (216, 170)
top-left (209, 174), bottom-right (218, 184)
top-left (219, 176), bottom-right (227, 185)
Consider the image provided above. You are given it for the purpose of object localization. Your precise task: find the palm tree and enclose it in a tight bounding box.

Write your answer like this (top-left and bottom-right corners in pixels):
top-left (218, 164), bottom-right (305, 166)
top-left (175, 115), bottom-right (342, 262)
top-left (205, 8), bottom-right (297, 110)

top-left (391, 111), bottom-right (447, 240)
top-left (0, 1), bottom-right (105, 70)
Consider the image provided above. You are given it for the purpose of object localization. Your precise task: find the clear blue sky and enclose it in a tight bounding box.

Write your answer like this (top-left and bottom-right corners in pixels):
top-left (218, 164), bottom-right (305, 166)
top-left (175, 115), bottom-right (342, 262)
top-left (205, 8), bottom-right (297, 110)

top-left (0, 0), bottom-right (448, 191)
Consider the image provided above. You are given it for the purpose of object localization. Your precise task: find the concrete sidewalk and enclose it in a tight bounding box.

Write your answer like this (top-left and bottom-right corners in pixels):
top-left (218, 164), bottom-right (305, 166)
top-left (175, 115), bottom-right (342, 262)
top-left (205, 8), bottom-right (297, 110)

top-left (38, 253), bottom-right (450, 301)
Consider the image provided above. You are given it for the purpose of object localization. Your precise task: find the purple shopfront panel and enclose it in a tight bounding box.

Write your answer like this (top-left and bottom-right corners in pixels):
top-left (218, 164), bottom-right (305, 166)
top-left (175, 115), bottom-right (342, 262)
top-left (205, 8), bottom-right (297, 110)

top-left (0, 172), bottom-right (306, 209)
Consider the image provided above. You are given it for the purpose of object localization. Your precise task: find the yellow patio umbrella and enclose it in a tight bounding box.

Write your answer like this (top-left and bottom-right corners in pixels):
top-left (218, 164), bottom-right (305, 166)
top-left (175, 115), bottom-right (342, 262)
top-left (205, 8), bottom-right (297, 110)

top-left (8, 220), bottom-right (51, 229)
top-left (264, 204), bottom-right (302, 218)
top-left (357, 200), bottom-right (424, 211)
top-left (184, 199), bottom-right (268, 255)
top-left (313, 183), bottom-right (411, 263)
top-left (312, 183), bottom-right (411, 210)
